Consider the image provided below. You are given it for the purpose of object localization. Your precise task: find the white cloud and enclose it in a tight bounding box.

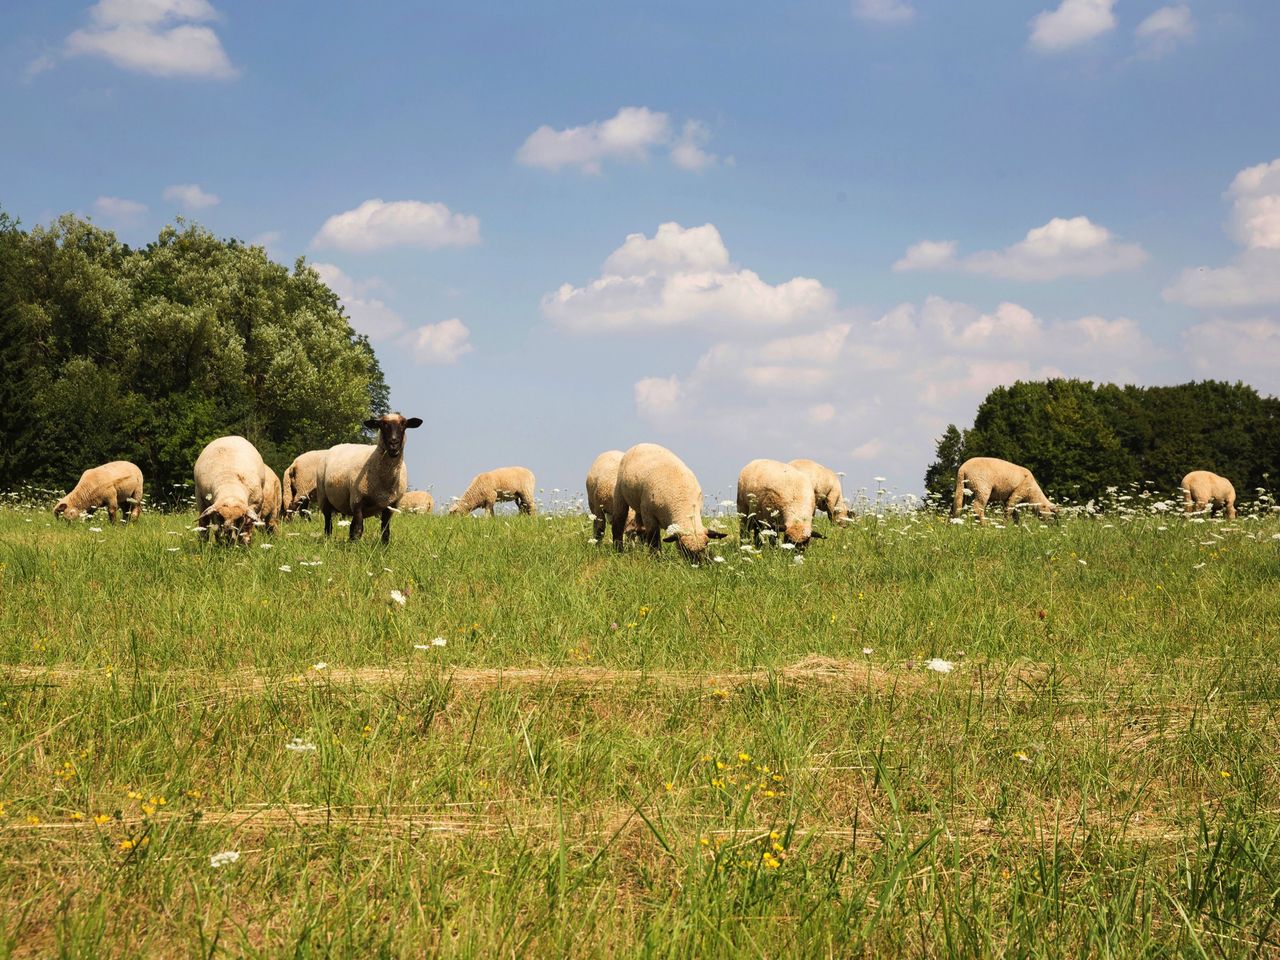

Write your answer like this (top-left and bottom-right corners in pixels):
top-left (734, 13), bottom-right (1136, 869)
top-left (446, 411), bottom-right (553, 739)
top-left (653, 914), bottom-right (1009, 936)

top-left (1029, 0), bottom-right (1116, 52)
top-left (544, 222), bottom-right (835, 333)
top-left (1165, 159), bottom-right (1280, 309)
top-left (65, 0), bottom-right (236, 79)
top-left (1135, 5), bottom-right (1194, 58)
top-left (92, 196), bottom-right (147, 221)
top-left (311, 263), bottom-right (406, 341)
top-left (851, 439), bottom-right (885, 460)
top-left (250, 230), bottom-right (282, 252)
top-left (894, 216), bottom-right (1147, 281)
top-left (1182, 318), bottom-right (1280, 388)
top-left (852, 0), bottom-right (915, 24)
top-left (23, 54), bottom-right (56, 82)
top-left (635, 376), bottom-right (683, 418)
top-left (163, 183), bottom-right (219, 209)
top-left (410, 318), bottom-right (473, 365)
top-left (312, 199), bottom-right (481, 253)
top-left (517, 107), bottom-right (718, 174)
top-left (808, 402), bottom-right (837, 423)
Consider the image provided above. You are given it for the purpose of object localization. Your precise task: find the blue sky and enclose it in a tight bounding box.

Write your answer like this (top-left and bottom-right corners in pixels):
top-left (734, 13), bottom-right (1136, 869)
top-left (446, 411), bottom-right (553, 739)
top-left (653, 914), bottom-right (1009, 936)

top-left (5, 0), bottom-right (1280, 505)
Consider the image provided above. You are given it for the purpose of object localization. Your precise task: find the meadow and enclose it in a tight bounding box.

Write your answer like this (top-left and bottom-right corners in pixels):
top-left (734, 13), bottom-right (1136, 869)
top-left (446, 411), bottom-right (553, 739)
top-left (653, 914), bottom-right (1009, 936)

top-left (1, 494), bottom-right (1278, 957)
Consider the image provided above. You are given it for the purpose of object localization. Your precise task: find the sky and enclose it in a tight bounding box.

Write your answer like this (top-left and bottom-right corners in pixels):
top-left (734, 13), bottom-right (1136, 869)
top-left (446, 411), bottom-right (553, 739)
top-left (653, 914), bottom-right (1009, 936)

top-left (4, 0), bottom-right (1280, 507)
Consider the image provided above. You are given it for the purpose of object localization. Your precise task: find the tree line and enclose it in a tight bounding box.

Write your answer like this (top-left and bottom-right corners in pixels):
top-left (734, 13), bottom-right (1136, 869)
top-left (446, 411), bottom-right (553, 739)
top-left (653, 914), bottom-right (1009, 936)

top-left (924, 379), bottom-right (1280, 505)
top-left (0, 209), bottom-right (388, 503)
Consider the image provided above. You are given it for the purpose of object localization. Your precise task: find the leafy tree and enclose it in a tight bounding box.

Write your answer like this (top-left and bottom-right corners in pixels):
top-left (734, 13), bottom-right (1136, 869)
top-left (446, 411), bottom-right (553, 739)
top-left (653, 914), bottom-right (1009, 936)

top-left (0, 210), bottom-right (389, 503)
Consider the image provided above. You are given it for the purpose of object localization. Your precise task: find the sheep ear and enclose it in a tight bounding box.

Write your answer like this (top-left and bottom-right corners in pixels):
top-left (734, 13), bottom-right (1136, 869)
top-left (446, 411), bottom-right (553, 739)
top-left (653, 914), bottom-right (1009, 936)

top-left (198, 505), bottom-right (221, 525)
top-left (405, 417), bottom-right (423, 429)
top-left (810, 529), bottom-right (825, 539)
top-left (364, 418), bottom-right (381, 431)
top-left (706, 529), bottom-right (729, 539)
top-left (663, 532), bottom-right (681, 543)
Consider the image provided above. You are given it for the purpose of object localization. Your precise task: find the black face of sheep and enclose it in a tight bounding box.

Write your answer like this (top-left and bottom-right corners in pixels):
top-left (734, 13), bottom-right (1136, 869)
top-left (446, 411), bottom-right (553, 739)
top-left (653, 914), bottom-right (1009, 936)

top-left (364, 414), bottom-right (423, 459)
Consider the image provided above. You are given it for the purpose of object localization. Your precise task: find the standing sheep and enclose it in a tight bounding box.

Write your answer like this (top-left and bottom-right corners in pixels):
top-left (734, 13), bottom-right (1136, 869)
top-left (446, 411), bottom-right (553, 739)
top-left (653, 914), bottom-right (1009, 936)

top-left (399, 490), bottom-right (435, 514)
top-left (315, 413), bottom-right (422, 543)
top-left (194, 437), bottom-right (274, 544)
top-left (789, 458), bottom-right (850, 525)
top-left (53, 461), bottom-right (144, 523)
top-left (1181, 470), bottom-right (1236, 519)
top-left (449, 467), bottom-right (536, 516)
top-left (585, 450), bottom-right (637, 542)
top-left (738, 459), bottom-right (824, 550)
top-left (283, 450), bottom-right (328, 518)
top-left (612, 443), bottom-right (727, 561)
top-left (951, 457), bottom-right (1055, 523)
top-left (260, 470), bottom-right (283, 534)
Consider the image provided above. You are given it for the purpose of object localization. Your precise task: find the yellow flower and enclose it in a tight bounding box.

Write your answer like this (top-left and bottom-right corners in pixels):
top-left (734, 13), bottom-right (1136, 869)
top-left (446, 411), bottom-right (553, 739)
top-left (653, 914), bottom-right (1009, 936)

top-left (25, 815), bottom-right (40, 825)
top-left (699, 837), bottom-right (710, 847)
top-left (69, 812), bottom-right (84, 822)
top-left (737, 752), bottom-right (751, 762)
top-left (119, 839), bottom-right (134, 851)
top-left (711, 688), bottom-right (730, 700)
top-left (185, 789), bottom-right (203, 800)
top-left (141, 804), bottom-right (156, 816)
top-left (762, 852), bottom-right (781, 869)
top-left (1220, 770), bottom-right (1231, 779)
top-left (663, 782), bottom-right (674, 792)
top-left (93, 814), bottom-right (111, 825)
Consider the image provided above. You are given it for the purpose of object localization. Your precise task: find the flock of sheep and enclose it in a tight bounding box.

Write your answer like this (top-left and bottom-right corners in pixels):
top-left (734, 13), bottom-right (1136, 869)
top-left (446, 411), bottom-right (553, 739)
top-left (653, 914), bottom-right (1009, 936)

top-left (49, 413), bottom-right (1241, 555)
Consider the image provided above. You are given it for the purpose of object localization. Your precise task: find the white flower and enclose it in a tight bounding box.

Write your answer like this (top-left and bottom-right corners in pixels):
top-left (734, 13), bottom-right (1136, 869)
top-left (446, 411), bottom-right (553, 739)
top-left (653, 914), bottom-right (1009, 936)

top-left (780, 541), bottom-right (796, 550)
top-left (278, 565), bottom-right (293, 573)
top-left (259, 543), bottom-right (274, 550)
top-left (712, 555), bottom-right (725, 563)
top-left (793, 554), bottom-right (804, 565)
top-left (1193, 562), bottom-right (1206, 569)
top-left (389, 590), bottom-right (406, 606)
top-left (166, 547), bottom-right (179, 552)
top-left (431, 636), bottom-right (447, 647)
top-left (413, 643), bottom-right (429, 650)
top-left (949, 518), bottom-right (965, 525)
top-left (337, 519), bottom-right (351, 527)
top-left (311, 662), bottom-right (327, 671)
top-left (1015, 752), bottom-right (1032, 765)
top-left (210, 850), bottom-right (240, 869)
top-left (1077, 559), bottom-right (1087, 566)
top-left (285, 737), bottom-right (317, 752)
top-left (862, 647), bottom-right (873, 656)
top-left (89, 526), bottom-right (103, 532)
top-left (925, 658), bottom-right (955, 674)
top-left (587, 538), bottom-right (598, 545)
top-left (665, 523), bottom-right (683, 537)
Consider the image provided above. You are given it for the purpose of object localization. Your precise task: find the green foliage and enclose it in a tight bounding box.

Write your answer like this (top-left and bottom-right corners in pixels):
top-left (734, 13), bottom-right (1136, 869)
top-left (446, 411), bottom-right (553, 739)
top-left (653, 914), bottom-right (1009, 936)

top-left (0, 209), bottom-right (389, 501)
top-left (925, 378), bottom-right (1280, 505)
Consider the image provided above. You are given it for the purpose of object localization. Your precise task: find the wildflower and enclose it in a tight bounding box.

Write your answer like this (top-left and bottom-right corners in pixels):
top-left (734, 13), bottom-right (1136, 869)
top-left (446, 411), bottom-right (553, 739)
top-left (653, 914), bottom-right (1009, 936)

top-left (712, 688), bottom-right (730, 700)
top-left (285, 737), bottom-right (317, 752)
top-left (89, 527), bottom-right (103, 533)
top-left (663, 782), bottom-right (674, 792)
top-left (278, 565), bottom-right (293, 573)
top-left (1016, 752), bottom-right (1032, 764)
top-left (712, 555), bottom-right (725, 563)
top-left (26, 815), bottom-right (40, 825)
top-left (432, 636), bottom-right (448, 647)
top-left (141, 803), bottom-right (156, 816)
top-left (119, 839), bottom-right (135, 851)
top-left (389, 590), bottom-right (406, 606)
top-left (925, 658), bottom-right (955, 674)
top-left (699, 836), bottom-right (710, 847)
top-left (93, 814), bottom-right (111, 825)
top-left (738, 752), bottom-right (751, 762)
top-left (312, 662), bottom-right (327, 671)
top-left (210, 850), bottom-right (240, 868)
top-left (762, 852), bottom-right (781, 869)
top-left (862, 647), bottom-right (873, 656)
top-left (166, 547), bottom-right (179, 552)
top-left (186, 789), bottom-right (203, 800)
top-left (1220, 771), bottom-right (1231, 779)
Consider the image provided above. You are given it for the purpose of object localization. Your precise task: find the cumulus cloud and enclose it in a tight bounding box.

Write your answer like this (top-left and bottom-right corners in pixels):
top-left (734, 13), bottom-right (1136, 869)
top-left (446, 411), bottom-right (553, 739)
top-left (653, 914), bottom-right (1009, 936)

top-left (1165, 158), bottom-right (1280, 308)
top-left (517, 107), bottom-right (718, 174)
top-left (544, 222), bottom-right (835, 333)
top-left (311, 263), bottom-right (406, 340)
top-left (635, 376), bottom-right (683, 418)
top-left (65, 0), bottom-right (236, 79)
top-left (312, 199), bottom-right (481, 253)
top-left (894, 216), bottom-right (1147, 281)
top-left (1029, 0), bottom-right (1116, 52)
top-left (410, 318), bottom-right (473, 365)
top-left (92, 196), bottom-right (147, 221)
top-left (1135, 5), bottom-right (1194, 58)
top-left (852, 0), bottom-right (915, 23)
top-left (1183, 319), bottom-right (1280, 388)
top-left (163, 183), bottom-right (219, 209)
top-left (23, 54), bottom-right (56, 82)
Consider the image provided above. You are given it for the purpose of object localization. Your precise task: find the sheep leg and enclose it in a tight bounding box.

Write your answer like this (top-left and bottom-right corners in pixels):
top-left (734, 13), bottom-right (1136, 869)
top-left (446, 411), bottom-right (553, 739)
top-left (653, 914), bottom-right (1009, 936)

top-left (323, 506), bottom-right (333, 537)
top-left (1226, 496), bottom-right (1237, 520)
top-left (592, 512), bottom-right (606, 542)
top-left (971, 491), bottom-right (988, 523)
top-left (380, 507), bottom-right (393, 545)
top-left (349, 505), bottom-right (365, 542)
top-left (1006, 492), bottom-right (1023, 524)
top-left (486, 499), bottom-right (495, 517)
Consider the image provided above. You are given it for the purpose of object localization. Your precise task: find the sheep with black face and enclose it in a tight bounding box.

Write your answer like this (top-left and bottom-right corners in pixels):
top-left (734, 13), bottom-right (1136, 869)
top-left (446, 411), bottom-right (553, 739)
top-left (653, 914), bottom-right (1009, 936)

top-left (315, 413), bottom-right (423, 543)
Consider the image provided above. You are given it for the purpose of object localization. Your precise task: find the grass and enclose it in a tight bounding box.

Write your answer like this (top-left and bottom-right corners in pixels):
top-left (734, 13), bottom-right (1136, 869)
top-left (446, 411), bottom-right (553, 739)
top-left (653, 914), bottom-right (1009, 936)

top-left (1, 499), bottom-right (1278, 957)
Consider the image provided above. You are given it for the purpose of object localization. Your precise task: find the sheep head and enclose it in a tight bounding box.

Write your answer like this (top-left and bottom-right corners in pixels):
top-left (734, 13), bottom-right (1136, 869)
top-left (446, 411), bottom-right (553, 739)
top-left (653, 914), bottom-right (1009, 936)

top-left (198, 500), bottom-right (261, 544)
top-left (365, 413), bottom-right (422, 460)
top-left (783, 520), bottom-right (824, 551)
top-left (662, 523), bottom-right (728, 561)
top-left (53, 499), bottom-right (78, 520)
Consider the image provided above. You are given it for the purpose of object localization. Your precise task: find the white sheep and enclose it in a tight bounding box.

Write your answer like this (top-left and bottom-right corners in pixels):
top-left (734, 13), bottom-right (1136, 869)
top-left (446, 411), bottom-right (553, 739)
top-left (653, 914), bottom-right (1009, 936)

top-left (738, 459), bottom-right (824, 550)
top-left (612, 443), bottom-right (727, 560)
top-left (788, 458), bottom-right (850, 524)
top-left (1181, 470), bottom-right (1236, 519)
top-left (585, 450), bottom-right (636, 542)
top-left (449, 467), bottom-right (536, 516)
top-left (194, 437), bottom-right (274, 544)
top-left (399, 490), bottom-right (435, 514)
top-left (282, 450), bottom-right (328, 518)
top-left (53, 461), bottom-right (144, 523)
top-left (952, 456), bottom-right (1055, 522)
top-left (315, 413), bottom-right (422, 543)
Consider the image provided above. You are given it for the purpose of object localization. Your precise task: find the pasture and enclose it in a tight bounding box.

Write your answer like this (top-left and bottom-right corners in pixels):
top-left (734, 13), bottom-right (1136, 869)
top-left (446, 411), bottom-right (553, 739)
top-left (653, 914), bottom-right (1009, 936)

top-left (1, 499), bottom-right (1278, 957)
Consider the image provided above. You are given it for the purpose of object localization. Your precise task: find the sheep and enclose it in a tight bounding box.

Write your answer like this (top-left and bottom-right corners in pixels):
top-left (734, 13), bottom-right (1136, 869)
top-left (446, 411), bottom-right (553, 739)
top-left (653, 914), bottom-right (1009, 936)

top-left (449, 467), bottom-right (536, 516)
top-left (399, 490), bottom-right (435, 514)
top-left (315, 413), bottom-right (422, 543)
top-left (194, 437), bottom-right (274, 544)
top-left (282, 450), bottom-right (328, 518)
top-left (612, 443), bottom-right (727, 560)
top-left (788, 458), bottom-right (850, 524)
top-left (1181, 470), bottom-right (1236, 519)
top-left (738, 459), bottom-right (825, 550)
top-left (585, 450), bottom-right (637, 542)
top-left (53, 461), bottom-right (144, 523)
top-left (951, 456), bottom-right (1055, 522)
top-left (261, 469), bottom-right (283, 534)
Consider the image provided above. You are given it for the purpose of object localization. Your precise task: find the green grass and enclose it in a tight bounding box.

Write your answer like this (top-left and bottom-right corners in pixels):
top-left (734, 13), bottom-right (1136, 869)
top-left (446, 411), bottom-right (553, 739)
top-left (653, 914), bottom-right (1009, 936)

top-left (1, 504), bottom-right (1278, 957)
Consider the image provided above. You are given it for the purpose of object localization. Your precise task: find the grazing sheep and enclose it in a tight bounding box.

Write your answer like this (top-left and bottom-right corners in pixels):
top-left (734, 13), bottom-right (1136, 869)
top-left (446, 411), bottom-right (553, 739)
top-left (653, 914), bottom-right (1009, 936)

top-left (315, 413), bottom-right (422, 543)
top-left (53, 461), bottom-right (144, 523)
top-left (283, 450), bottom-right (328, 518)
top-left (1181, 470), bottom-right (1236, 519)
top-left (738, 459), bottom-right (824, 550)
top-left (612, 443), bottom-right (727, 561)
top-left (449, 467), bottom-right (536, 516)
top-left (260, 470), bottom-right (283, 534)
top-left (788, 458), bottom-right (850, 524)
top-left (400, 490), bottom-right (435, 514)
top-left (585, 450), bottom-right (637, 542)
top-left (951, 457), bottom-right (1055, 522)
top-left (194, 437), bottom-right (273, 544)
